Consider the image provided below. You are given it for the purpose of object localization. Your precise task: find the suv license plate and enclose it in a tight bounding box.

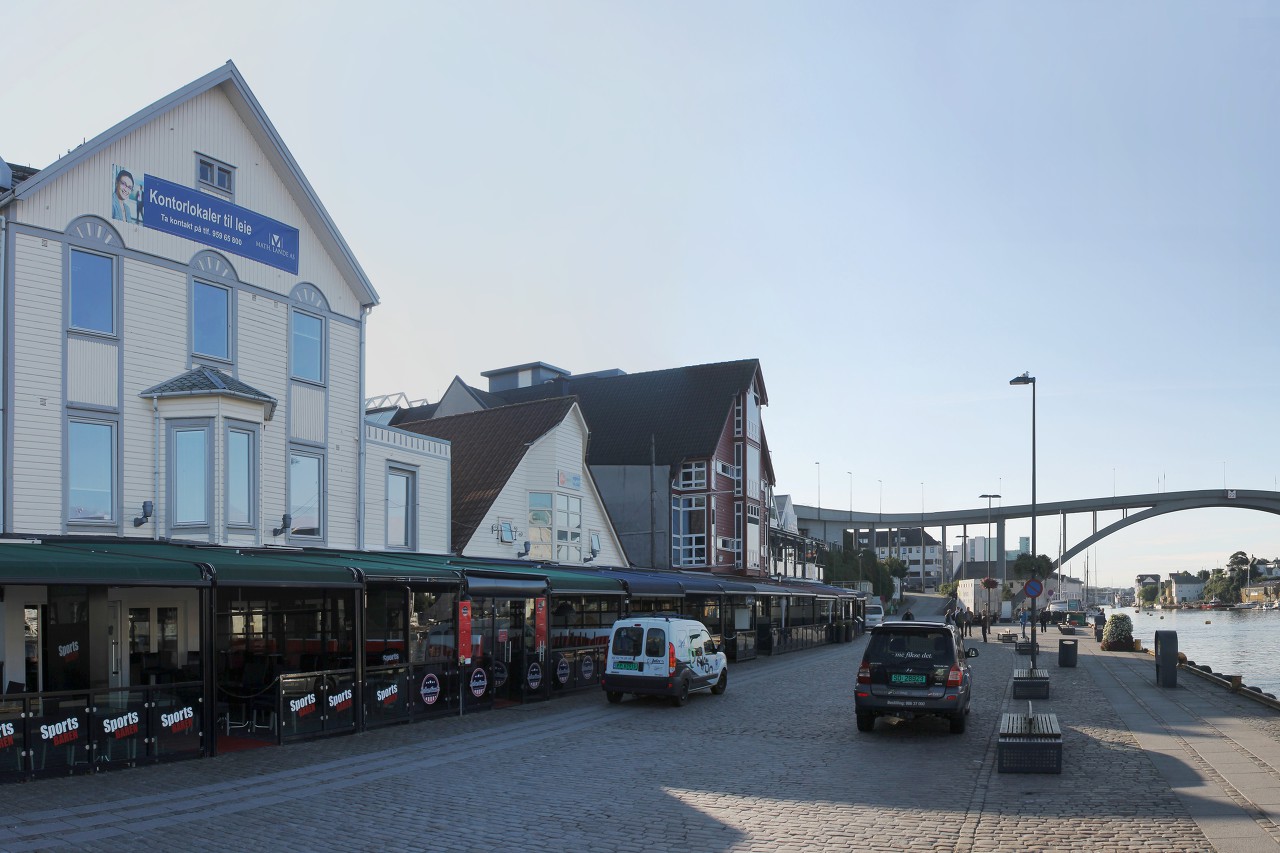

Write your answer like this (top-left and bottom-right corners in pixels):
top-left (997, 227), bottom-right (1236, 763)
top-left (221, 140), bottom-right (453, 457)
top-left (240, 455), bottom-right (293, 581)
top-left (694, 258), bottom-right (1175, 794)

top-left (890, 673), bottom-right (927, 685)
top-left (614, 661), bottom-right (638, 671)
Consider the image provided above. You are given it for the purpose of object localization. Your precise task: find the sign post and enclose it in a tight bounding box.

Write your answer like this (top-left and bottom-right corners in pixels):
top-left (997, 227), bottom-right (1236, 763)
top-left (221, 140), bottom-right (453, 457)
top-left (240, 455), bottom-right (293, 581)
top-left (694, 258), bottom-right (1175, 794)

top-left (1023, 578), bottom-right (1043, 668)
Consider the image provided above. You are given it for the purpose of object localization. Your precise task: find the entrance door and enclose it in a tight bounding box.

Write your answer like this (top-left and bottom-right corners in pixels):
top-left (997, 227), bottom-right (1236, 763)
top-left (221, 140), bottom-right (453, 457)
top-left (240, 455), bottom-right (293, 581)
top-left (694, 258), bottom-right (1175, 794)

top-left (127, 605), bottom-right (185, 685)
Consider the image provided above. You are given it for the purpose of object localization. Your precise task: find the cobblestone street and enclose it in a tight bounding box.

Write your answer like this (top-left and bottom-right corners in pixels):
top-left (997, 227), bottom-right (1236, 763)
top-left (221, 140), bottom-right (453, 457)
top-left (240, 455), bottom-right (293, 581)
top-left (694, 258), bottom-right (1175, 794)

top-left (5, 618), bottom-right (1268, 853)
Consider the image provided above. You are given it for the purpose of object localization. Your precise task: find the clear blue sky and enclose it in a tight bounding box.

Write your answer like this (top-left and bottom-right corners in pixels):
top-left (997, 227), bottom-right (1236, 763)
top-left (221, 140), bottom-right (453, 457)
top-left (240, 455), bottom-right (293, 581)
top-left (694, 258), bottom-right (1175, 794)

top-left (8, 2), bottom-right (1278, 587)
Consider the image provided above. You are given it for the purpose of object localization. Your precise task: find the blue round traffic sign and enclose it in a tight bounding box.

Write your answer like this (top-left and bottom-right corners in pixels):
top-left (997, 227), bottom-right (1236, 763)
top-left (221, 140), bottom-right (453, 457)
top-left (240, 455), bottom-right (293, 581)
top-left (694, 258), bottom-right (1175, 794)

top-left (1023, 578), bottom-right (1044, 598)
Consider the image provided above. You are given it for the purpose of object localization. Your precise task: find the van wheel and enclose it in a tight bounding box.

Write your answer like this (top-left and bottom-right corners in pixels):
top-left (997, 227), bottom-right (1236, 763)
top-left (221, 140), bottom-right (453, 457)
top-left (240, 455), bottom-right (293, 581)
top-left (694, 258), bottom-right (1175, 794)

top-left (606, 691), bottom-right (623, 704)
top-left (671, 680), bottom-right (690, 707)
top-left (949, 713), bottom-right (967, 734)
top-left (856, 713), bottom-right (875, 732)
top-left (711, 671), bottom-right (728, 695)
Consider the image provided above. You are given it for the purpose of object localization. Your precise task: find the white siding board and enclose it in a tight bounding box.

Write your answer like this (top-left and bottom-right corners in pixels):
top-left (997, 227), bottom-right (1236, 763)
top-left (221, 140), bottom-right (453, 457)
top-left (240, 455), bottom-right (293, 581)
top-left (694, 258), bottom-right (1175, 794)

top-left (66, 338), bottom-right (117, 407)
top-left (11, 236), bottom-right (66, 532)
top-left (11, 90), bottom-right (363, 320)
top-left (363, 424), bottom-right (451, 553)
top-left (290, 384), bottom-right (324, 443)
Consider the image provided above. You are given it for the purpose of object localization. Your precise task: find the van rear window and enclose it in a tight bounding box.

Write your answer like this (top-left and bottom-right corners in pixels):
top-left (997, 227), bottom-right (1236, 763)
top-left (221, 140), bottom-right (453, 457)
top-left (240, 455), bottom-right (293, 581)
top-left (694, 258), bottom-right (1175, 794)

top-left (644, 628), bottom-right (667, 657)
top-left (612, 626), bottom-right (643, 656)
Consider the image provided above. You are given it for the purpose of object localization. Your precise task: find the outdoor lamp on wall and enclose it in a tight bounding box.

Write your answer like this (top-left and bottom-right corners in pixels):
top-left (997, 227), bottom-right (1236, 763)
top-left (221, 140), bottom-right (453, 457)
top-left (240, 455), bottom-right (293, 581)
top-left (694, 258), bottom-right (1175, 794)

top-left (516, 540), bottom-right (531, 559)
top-left (132, 500), bottom-right (154, 527)
top-left (272, 513), bottom-right (292, 537)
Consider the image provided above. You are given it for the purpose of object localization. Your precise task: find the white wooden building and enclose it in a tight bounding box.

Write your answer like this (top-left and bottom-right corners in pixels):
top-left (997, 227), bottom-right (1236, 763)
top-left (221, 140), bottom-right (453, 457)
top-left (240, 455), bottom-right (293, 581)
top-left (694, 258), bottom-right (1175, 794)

top-left (0, 62), bottom-right (448, 697)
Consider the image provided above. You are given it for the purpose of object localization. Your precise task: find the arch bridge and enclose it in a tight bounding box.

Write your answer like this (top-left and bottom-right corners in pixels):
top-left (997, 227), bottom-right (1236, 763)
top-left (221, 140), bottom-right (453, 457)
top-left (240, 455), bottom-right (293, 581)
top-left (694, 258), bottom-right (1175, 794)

top-left (794, 488), bottom-right (1280, 583)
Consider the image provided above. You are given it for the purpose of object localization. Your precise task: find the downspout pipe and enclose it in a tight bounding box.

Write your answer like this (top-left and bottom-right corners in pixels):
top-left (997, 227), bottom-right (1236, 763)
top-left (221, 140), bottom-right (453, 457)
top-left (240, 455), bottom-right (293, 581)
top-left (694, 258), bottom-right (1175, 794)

top-left (0, 214), bottom-right (7, 534)
top-left (152, 394), bottom-right (160, 539)
top-left (357, 305), bottom-right (369, 550)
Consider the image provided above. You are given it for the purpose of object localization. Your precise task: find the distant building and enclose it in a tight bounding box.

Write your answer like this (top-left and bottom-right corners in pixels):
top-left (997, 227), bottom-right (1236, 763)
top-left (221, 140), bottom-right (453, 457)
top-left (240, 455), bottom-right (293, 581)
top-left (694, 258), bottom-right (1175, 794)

top-left (1168, 572), bottom-right (1205, 604)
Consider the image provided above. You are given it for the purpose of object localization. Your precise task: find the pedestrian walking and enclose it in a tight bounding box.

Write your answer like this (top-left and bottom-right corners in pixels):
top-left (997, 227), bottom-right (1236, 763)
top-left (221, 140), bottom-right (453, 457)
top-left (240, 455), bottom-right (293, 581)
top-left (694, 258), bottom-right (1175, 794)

top-left (964, 610), bottom-right (973, 638)
top-left (1039, 609), bottom-right (1050, 632)
top-left (980, 611), bottom-right (990, 643)
top-left (1019, 608), bottom-right (1029, 638)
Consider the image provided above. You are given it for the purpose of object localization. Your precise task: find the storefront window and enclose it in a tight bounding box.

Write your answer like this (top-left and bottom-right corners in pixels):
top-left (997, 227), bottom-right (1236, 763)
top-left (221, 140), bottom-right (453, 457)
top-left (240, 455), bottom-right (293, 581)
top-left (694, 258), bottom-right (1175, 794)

top-left (366, 586), bottom-right (407, 666)
top-left (215, 588), bottom-right (356, 685)
top-left (411, 590), bottom-right (456, 664)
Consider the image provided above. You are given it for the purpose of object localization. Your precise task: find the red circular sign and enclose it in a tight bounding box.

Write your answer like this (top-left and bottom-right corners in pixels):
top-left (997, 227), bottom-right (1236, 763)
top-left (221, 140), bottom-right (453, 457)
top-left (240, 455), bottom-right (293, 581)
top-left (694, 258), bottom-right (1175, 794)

top-left (1023, 578), bottom-right (1043, 598)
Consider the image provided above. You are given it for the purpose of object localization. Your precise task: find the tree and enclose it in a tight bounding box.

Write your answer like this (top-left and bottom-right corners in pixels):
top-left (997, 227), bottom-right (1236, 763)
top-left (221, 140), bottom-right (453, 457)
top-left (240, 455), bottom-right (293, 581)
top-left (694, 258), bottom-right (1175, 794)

top-left (1139, 584), bottom-right (1159, 605)
top-left (1197, 569), bottom-right (1210, 582)
top-left (1012, 553), bottom-right (1053, 580)
top-left (883, 557), bottom-right (909, 601)
top-left (1228, 550), bottom-right (1250, 571)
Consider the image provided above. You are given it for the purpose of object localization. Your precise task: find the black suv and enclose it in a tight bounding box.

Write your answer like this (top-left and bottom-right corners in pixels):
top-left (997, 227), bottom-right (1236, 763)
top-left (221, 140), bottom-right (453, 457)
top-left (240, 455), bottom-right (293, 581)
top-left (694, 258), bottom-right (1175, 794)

top-left (855, 620), bottom-right (978, 734)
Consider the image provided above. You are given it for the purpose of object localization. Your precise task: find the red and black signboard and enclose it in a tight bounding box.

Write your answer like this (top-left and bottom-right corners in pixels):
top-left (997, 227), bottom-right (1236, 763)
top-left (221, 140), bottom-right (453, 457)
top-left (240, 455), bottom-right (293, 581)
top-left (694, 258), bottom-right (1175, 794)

top-left (535, 597), bottom-right (548, 653)
top-left (458, 599), bottom-right (472, 664)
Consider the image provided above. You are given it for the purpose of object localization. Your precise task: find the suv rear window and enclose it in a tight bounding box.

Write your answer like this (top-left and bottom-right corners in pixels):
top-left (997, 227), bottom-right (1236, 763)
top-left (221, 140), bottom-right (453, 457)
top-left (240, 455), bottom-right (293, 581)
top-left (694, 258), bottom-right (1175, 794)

top-left (867, 630), bottom-right (954, 666)
top-left (644, 627), bottom-right (667, 657)
top-left (612, 626), bottom-right (643, 656)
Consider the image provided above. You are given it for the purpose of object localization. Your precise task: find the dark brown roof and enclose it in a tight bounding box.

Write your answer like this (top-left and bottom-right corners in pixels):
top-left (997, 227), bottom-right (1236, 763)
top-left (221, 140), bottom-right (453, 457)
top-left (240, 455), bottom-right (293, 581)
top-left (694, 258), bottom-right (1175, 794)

top-left (487, 359), bottom-right (767, 469)
top-left (396, 397), bottom-right (579, 552)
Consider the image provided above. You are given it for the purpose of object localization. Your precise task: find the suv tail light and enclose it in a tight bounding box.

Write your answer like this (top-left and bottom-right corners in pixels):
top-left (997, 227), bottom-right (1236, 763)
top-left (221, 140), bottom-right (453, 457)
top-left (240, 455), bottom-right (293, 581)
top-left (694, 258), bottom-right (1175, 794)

top-left (856, 659), bottom-right (871, 685)
top-left (668, 642), bottom-right (677, 676)
top-left (946, 665), bottom-right (963, 688)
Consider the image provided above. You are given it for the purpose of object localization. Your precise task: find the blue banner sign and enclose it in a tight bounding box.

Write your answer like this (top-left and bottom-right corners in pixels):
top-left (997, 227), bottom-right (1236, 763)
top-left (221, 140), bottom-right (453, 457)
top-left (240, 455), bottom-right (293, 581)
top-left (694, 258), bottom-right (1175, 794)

top-left (141, 175), bottom-right (299, 274)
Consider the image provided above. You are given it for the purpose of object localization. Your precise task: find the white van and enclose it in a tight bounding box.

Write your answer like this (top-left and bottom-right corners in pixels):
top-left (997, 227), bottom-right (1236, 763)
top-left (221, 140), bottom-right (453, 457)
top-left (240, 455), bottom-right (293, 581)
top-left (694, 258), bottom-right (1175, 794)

top-left (865, 603), bottom-right (884, 627)
top-left (601, 616), bottom-right (728, 706)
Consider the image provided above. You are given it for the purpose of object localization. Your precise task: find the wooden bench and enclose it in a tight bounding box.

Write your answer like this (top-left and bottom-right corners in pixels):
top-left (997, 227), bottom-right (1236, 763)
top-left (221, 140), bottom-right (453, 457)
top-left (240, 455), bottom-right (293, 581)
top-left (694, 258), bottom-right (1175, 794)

top-left (1012, 667), bottom-right (1050, 699)
top-left (998, 701), bottom-right (1062, 774)
top-left (1058, 624), bottom-right (1076, 635)
top-left (1014, 639), bottom-right (1038, 655)
top-left (997, 630), bottom-right (1018, 643)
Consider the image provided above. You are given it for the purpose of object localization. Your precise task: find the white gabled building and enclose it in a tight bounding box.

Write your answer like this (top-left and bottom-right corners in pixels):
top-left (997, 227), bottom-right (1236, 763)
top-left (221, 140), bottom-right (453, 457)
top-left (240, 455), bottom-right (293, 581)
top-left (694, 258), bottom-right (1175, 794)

top-left (395, 398), bottom-right (626, 567)
top-left (0, 63), bottom-right (452, 711)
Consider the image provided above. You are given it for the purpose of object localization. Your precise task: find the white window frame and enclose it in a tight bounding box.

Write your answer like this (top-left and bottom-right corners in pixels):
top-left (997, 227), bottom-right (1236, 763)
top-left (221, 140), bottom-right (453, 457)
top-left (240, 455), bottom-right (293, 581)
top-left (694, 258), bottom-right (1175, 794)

top-left (167, 414), bottom-right (212, 527)
top-left (671, 495), bottom-right (707, 567)
top-left (386, 465), bottom-right (417, 551)
top-left (287, 448), bottom-right (325, 540)
top-left (224, 422), bottom-right (258, 532)
top-left (528, 492), bottom-right (554, 560)
top-left (67, 415), bottom-right (117, 526)
top-left (290, 309), bottom-right (326, 385)
top-left (68, 247), bottom-right (116, 337)
top-left (191, 278), bottom-right (233, 363)
top-left (555, 493), bottom-right (583, 562)
top-left (676, 461), bottom-right (707, 490)
top-left (196, 153), bottom-right (235, 198)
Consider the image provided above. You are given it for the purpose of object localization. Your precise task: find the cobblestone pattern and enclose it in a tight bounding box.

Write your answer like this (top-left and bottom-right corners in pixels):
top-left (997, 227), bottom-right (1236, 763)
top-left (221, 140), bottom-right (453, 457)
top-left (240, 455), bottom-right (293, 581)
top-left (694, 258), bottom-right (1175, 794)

top-left (961, 633), bottom-right (1208, 853)
top-left (1091, 649), bottom-right (1280, 846)
top-left (0, 627), bottom-right (1219, 853)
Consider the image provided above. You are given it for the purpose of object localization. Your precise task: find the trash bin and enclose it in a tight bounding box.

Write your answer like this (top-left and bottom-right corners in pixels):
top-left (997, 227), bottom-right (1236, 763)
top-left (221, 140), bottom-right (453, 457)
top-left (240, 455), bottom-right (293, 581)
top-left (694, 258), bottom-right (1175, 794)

top-left (1154, 630), bottom-right (1178, 688)
top-left (1058, 638), bottom-right (1078, 668)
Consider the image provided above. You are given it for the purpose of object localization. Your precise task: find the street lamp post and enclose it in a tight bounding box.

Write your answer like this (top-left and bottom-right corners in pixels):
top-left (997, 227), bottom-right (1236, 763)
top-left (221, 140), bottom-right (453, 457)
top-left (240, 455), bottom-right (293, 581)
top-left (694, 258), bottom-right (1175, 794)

top-left (847, 470), bottom-right (855, 568)
top-left (815, 461), bottom-right (822, 555)
top-left (980, 493), bottom-right (1001, 619)
top-left (1010, 372), bottom-right (1037, 666)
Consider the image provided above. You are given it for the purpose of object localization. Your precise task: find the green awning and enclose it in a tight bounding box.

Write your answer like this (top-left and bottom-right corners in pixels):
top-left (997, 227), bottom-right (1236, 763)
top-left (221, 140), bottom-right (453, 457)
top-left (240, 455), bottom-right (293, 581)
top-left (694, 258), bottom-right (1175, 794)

top-left (8, 541), bottom-right (209, 586)
top-left (288, 549), bottom-right (462, 585)
top-left (197, 548), bottom-right (363, 588)
top-left (451, 557), bottom-right (626, 595)
top-left (36, 541), bottom-right (361, 588)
